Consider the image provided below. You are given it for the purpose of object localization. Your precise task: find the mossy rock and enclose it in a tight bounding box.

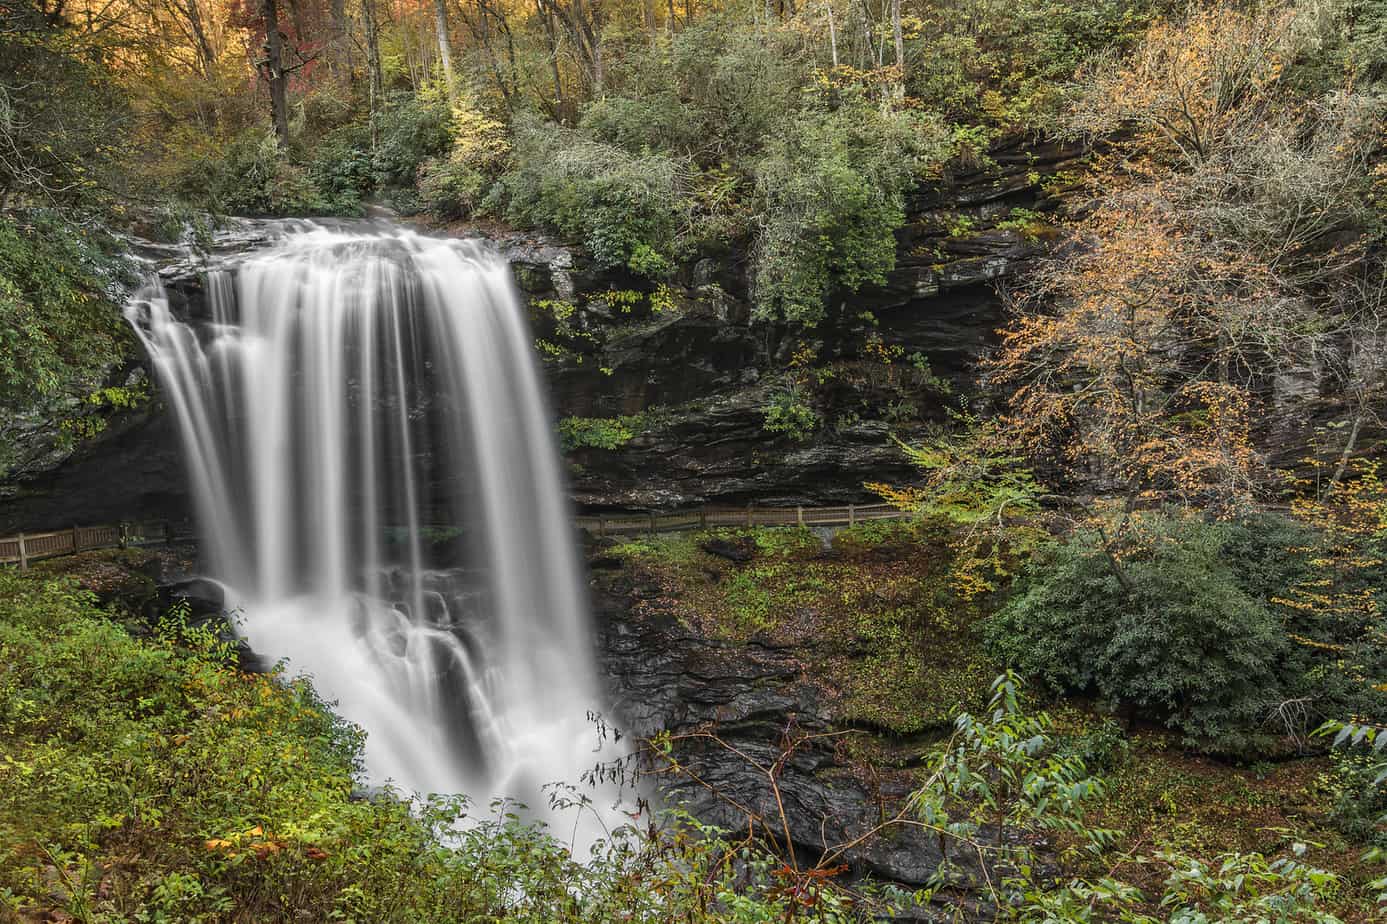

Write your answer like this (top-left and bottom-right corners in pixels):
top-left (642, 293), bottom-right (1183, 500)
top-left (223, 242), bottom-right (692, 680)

top-left (610, 523), bottom-right (996, 735)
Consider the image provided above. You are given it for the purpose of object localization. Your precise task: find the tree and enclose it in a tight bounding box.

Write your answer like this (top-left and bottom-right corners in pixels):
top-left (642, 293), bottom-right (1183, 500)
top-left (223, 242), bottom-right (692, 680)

top-left (987, 192), bottom-right (1265, 512)
top-left (0, 1), bottom-right (129, 207)
top-left (991, 3), bottom-right (1387, 510)
top-left (1070, 5), bottom-right (1296, 168)
top-left (260, 0), bottom-right (292, 146)
top-left (433, 0), bottom-right (456, 100)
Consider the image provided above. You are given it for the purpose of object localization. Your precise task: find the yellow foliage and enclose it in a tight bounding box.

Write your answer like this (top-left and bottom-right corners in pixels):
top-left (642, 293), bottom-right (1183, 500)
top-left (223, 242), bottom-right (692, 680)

top-left (1073, 5), bottom-right (1296, 167)
top-left (448, 97), bottom-right (510, 169)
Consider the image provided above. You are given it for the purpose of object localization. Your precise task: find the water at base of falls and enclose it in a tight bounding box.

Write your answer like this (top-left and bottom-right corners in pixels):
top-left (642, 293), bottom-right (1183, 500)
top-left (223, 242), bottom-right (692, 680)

top-left (127, 222), bottom-right (626, 848)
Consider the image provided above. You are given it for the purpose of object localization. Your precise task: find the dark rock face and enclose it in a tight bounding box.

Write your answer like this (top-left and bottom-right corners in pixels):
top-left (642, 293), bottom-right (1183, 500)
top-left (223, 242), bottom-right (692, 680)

top-left (0, 139), bottom-right (1076, 531)
top-left (568, 389), bottom-right (927, 509)
top-left (594, 562), bottom-right (956, 893)
top-left (535, 138), bottom-right (1085, 511)
top-left (0, 393), bottom-right (190, 534)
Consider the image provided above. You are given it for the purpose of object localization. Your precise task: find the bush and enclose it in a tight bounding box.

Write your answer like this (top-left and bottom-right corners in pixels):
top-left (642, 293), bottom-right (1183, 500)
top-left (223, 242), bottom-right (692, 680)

top-left (369, 91), bottom-right (453, 205)
top-left (761, 389), bottom-right (820, 441)
top-left (558, 415), bottom-right (636, 451)
top-left (751, 97), bottom-right (947, 324)
top-left (307, 125), bottom-right (375, 214)
top-left (497, 115), bottom-right (686, 275)
top-left (988, 514), bottom-right (1289, 753)
top-left (0, 213), bottom-right (126, 414)
top-left (417, 96), bottom-right (510, 220)
top-left (165, 127), bottom-right (337, 217)
top-left (906, 0), bottom-right (1170, 126)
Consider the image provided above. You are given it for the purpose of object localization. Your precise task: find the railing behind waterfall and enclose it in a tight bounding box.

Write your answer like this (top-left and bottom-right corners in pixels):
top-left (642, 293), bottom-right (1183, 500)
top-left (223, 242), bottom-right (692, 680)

top-left (572, 502), bottom-right (908, 536)
top-left (0, 503), bottom-right (909, 570)
top-left (0, 521), bottom-right (193, 570)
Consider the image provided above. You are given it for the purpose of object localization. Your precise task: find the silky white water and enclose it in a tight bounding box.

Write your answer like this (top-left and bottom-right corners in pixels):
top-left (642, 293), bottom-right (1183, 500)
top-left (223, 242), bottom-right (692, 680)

top-left (127, 223), bottom-right (622, 846)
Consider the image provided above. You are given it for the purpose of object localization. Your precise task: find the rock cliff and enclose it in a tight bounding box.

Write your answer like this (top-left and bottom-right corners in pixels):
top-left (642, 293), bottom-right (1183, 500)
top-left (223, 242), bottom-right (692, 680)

top-left (0, 138), bottom-right (1080, 532)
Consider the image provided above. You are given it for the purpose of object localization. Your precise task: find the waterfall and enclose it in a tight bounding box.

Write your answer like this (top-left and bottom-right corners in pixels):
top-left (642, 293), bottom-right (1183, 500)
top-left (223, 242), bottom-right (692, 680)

top-left (126, 223), bottom-right (621, 844)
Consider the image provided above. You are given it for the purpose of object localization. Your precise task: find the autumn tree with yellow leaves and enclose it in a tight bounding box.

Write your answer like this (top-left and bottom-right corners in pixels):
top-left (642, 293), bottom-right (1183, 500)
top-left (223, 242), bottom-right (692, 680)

top-left (988, 1), bottom-right (1387, 512)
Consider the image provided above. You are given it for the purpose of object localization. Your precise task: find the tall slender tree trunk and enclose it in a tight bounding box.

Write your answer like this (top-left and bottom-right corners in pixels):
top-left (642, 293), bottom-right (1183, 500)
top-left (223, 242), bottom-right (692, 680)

top-left (262, 0), bottom-right (290, 147)
top-left (826, 0), bottom-right (837, 66)
top-left (329, 0), bottom-right (354, 86)
top-left (891, 0), bottom-right (903, 76)
top-left (1329, 399), bottom-right (1369, 491)
top-left (178, 0), bottom-right (217, 79)
top-left (538, 0), bottom-right (565, 121)
top-left (433, 0), bottom-right (456, 101)
top-left (361, 0), bottom-right (384, 144)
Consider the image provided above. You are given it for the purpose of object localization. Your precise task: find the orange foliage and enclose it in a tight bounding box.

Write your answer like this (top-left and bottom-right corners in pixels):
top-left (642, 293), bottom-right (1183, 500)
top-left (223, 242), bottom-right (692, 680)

top-left (1072, 4), bottom-right (1294, 169)
top-left (987, 190), bottom-right (1265, 511)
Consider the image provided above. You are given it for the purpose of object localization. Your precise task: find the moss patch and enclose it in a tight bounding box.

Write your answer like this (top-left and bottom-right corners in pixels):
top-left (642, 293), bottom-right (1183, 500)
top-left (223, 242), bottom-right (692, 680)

top-left (1042, 708), bottom-right (1379, 918)
top-left (610, 523), bottom-right (996, 734)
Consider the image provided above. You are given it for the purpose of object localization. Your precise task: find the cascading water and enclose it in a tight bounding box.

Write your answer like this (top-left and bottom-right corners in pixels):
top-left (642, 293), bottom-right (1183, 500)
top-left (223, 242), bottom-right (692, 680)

top-left (127, 223), bottom-right (621, 843)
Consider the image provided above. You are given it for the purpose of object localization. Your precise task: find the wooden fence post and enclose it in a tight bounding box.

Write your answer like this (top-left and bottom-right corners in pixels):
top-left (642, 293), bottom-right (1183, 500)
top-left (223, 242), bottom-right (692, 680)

top-left (648, 512), bottom-right (657, 534)
top-left (699, 509), bottom-right (707, 530)
top-left (746, 503), bottom-right (754, 528)
top-left (71, 525), bottom-right (81, 553)
top-left (119, 523), bottom-right (129, 549)
top-left (796, 505), bottom-right (804, 526)
top-left (17, 533), bottom-right (27, 571)
top-left (848, 504), bottom-right (855, 526)
top-left (599, 517), bottom-right (606, 538)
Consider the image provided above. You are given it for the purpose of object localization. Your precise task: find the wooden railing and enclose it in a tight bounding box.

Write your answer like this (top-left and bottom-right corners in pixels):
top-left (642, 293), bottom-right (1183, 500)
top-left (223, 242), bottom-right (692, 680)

top-left (0, 521), bottom-right (186, 570)
top-left (573, 502), bottom-right (908, 537)
top-left (0, 503), bottom-right (907, 569)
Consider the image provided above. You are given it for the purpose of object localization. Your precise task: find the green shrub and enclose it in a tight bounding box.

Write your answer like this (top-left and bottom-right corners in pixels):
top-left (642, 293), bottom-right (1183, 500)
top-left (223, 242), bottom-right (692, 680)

top-left (369, 91), bottom-right (453, 204)
top-left (0, 213), bottom-right (127, 441)
top-left (417, 156), bottom-right (487, 220)
top-left (307, 125), bottom-right (375, 214)
top-left (497, 115), bottom-right (685, 275)
top-left (416, 94), bottom-right (511, 220)
top-left (558, 415), bottom-right (636, 451)
top-left (583, 18), bottom-right (802, 163)
top-left (906, 0), bottom-right (1170, 126)
top-left (164, 127), bottom-right (333, 217)
top-left (988, 514), bottom-right (1288, 753)
top-left (761, 389), bottom-right (820, 442)
top-left (751, 97), bottom-right (947, 324)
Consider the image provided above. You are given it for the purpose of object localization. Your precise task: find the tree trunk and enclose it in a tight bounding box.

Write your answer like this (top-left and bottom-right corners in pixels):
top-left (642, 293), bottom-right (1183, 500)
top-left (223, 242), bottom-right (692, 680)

top-left (433, 0), bottom-right (456, 100)
top-left (891, 0), bottom-right (903, 76)
top-left (1328, 401), bottom-right (1368, 491)
top-left (329, 0), bottom-right (354, 85)
top-left (361, 0), bottom-right (384, 144)
top-left (826, 0), bottom-right (837, 66)
top-left (178, 0), bottom-right (217, 79)
top-left (262, 0), bottom-right (290, 147)
top-left (537, 0), bottom-right (565, 121)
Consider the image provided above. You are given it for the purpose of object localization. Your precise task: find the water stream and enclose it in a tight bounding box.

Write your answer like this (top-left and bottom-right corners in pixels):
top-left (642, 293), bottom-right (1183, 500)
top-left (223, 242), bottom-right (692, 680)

top-left (126, 223), bottom-right (621, 845)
